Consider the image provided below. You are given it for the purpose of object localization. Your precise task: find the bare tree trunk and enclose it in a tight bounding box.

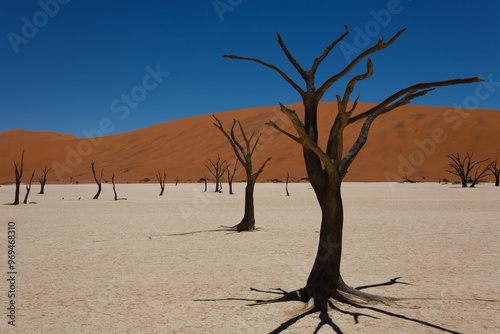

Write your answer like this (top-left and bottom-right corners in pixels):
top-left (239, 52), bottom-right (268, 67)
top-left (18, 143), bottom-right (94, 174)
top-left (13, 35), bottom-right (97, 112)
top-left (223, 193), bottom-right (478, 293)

top-left (204, 177), bottom-right (208, 192)
top-left (285, 172), bottom-right (290, 196)
top-left (13, 150), bottom-right (24, 205)
top-left (91, 161), bottom-right (104, 199)
top-left (175, 177), bottom-right (179, 186)
top-left (112, 174), bottom-right (118, 200)
top-left (237, 175), bottom-right (256, 231)
top-left (23, 170), bottom-right (35, 204)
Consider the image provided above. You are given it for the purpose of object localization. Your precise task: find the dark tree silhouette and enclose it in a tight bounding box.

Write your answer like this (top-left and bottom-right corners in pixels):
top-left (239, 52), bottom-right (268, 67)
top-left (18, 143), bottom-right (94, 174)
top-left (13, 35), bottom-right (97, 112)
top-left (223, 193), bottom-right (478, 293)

top-left (13, 150), bottom-right (24, 205)
top-left (224, 27), bottom-right (481, 309)
top-left (91, 161), bottom-right (104, 199)
top-left (285, 171), bottom-right (290, 196)
top-left (487, 159), bottom-right (500, 186)
top-left (227, 160), bottom-right (238, 195)
top-left (111, 173), bottom-right (118, 200)
top-left (205, 154), bottom-right (229, 192)
top-left (37, 166), bottom-right (51, 194)
top-left (156, 170), bottom-right (167, 196)
top-left (175, 176), bottom-right (179, 186)
top-left (23, 170), bottom-right (35, 204)
top-left (446, 152), bottom-right (488, 188)
top-left (203, 174), bottom-right (208, 192)
top-left (213, 116), bottom-right (272, 231)
top-left (469, 159), bottom-right (490, 188)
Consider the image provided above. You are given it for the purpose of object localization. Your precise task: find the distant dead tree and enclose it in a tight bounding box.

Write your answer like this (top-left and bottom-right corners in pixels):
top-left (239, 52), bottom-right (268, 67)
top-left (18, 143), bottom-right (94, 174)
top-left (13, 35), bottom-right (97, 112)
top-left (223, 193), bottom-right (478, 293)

top-left (175, 176), bottom-right (179, 186)
top-left (23, 170), bottom-right (35, 204)
top-left (487, 159), bottom-right (500, 186)
top-left (224, 27), bottom-right (481, 309)
top-left (401, 174), bottom-right (418, 183)
top-left (205, 154), bottom-right (229, 192)
top-left (37, 166), bottom-right (51, 194)
top-left (111, 173), bottom-right (127, 200)
top-left (213, 116), bottom-right (272, 231)
top-left (202, 174), bottom-right (208, 192)
top-left (91, 161), bottom-right (104, 199)
top-left (446, 152), bottom-right (488, 188)
top-left (156, 170), bottom-right (167, 196)
top-left (285, 172), bottom-right (290, 196)
top-left (469, 159), bottom-right (490, 188)
top-left (227, 160), bottom-right (238, 195)
top-left (13, 150), bottom-right (24, 205)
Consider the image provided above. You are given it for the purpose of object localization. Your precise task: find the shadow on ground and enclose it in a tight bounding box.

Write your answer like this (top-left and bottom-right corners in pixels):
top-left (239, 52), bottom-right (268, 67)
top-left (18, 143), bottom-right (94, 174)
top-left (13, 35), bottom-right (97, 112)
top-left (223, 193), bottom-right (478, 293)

top-left (195, 277), bottom-right (463, 334)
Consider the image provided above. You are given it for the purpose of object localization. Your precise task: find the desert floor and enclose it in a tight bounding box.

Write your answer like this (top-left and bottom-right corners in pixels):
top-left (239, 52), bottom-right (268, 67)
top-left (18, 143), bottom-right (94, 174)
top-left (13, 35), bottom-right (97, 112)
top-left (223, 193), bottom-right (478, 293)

top-left (0, 182), bottom-right (499, 333)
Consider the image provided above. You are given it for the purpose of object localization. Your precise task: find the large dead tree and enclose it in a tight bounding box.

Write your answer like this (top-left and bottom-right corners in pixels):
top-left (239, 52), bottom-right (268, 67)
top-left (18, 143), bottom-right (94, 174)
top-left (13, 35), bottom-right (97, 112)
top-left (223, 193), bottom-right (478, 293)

top-left (224, 27), bottom-right (481, 310)
top-left (13, 150), bottom-right (24, 205)
top-left (37, 166), bottom-right (51, 194)
top-left (156, 170), bottom-right (167, 196)
top-left (205, 154), bottom-right (229, 192)
top-left (487, 159), bottom-right (500, 186)
top-left (213, 116), bottom-right (272, 231)
top-left (91, 161), bottom-right (104, 199)
top-left (446, 152), bottom-right (488, 188)
top-left (23, 170), bottom-right (35, 204)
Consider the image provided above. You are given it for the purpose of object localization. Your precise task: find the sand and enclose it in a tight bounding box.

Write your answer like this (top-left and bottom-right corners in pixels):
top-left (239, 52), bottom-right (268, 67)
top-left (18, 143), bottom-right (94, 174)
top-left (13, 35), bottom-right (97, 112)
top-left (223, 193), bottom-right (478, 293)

top-left (0, 182), bottom-right (499, 333)
top-left (1, 102), bottom-right (499, 185)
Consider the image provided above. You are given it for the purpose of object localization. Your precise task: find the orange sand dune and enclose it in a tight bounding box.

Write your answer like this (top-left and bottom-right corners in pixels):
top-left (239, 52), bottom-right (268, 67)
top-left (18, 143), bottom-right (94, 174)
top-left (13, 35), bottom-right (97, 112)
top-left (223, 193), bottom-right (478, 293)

top-left (0, 102), bottom-right (499, 184)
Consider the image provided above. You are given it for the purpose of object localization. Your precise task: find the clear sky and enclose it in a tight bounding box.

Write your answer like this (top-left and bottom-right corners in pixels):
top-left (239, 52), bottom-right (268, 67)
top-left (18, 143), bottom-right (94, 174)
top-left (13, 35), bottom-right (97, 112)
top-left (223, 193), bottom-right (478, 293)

top-left (1, 0), bottom-right (499, 137)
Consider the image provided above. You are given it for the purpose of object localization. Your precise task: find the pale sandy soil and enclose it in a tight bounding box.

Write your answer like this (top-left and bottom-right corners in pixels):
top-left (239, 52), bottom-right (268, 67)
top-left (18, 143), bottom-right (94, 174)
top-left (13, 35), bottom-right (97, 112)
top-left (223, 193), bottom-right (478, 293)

top-left (0, 182), bottom-right (499, 333)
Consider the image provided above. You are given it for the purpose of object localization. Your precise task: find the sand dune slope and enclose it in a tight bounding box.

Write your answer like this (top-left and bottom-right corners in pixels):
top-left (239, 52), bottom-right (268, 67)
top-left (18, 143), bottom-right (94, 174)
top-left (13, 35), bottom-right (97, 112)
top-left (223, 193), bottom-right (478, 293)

top-left (0, 103), bottom-right (499, 184)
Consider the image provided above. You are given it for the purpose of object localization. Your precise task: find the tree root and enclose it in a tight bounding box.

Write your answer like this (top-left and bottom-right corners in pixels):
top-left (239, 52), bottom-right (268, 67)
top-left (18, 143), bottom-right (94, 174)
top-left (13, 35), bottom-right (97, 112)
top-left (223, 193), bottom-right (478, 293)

top-left (299, 281), bottom-right (398, 312)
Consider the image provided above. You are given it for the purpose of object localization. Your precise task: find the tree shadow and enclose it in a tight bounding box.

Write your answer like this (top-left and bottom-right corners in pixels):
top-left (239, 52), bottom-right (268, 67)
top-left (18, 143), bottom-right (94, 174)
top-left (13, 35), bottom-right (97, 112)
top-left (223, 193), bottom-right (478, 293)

top-left (169, 225), bottom-right (262, 236)
top-left (195, 278), bottom-right (463, 333)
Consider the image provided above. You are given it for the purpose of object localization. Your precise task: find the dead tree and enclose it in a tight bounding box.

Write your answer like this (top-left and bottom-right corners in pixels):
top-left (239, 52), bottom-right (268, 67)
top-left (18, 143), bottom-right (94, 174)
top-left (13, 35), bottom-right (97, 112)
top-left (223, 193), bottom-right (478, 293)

top-left (469, 159), bottom-right (490, 188)
top-left (175, 176), bottom-right (179, 186)
top-left (227, 160), bottom-right (238, 195)
top-left (213, 116), bottom-right (272, 231)
top-left (156, 171), bottom-right (167, 196)
top-left (446, 152), bottom-right (489, 187)
top-left (37, 166), bottom-right (51, 194)
top-left (285, 172), bottom-right (290, 196)
top-left (91, 161), bottom-right (104, 199)
top-left (487, 159), bottom-right (500, 186)
top-left (13, 150), bottom-right (24, 205)
top-left (205, 154), bottom-right (229, 192)
top-left (224, 27), bottom-right (481, 309)
top-left (23, 170), bottom-right (35, 204)
top-left (203, 174), bottom-right (208, 192)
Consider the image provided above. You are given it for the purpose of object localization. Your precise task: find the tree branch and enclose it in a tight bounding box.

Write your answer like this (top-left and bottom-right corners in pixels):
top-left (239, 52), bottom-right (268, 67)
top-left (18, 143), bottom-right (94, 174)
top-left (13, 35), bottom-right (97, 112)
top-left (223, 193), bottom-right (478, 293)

top-left (222, 55), bottom-right (304, 95)
top-left (316, 29), bottom-right (406, 99)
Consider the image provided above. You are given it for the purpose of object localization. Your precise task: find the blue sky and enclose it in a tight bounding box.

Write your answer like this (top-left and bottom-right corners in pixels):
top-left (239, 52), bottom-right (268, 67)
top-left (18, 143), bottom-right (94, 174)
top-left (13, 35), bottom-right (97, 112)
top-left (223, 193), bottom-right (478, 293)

top-left (1, 0), bottom-right (499, 137)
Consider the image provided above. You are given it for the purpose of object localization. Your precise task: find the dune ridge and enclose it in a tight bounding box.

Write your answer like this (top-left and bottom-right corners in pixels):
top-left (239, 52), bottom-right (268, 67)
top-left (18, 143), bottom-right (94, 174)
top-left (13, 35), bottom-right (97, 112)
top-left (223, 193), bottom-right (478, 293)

top-left (0, 102), bottom-right (498, 184)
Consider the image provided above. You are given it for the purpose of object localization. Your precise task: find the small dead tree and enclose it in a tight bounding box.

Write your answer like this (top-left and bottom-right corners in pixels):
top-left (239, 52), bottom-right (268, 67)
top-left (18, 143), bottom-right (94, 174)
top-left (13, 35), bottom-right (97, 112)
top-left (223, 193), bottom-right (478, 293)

top-left (23, 170), bottom-right (35, 204)
top-left (227, 160), bottom-right (238, 195)
top-left (446, 152), bottom-right (488, 187)
top-left (205, 154), bottom-right (229, 192)
top-left (175, 176), bottom-right (179, 186)
top-left (487, 159), bottom-right (500, 186)
top-left (203, 174), bottom-right (208, 192)
top-left (13, 150), bottom-right (24, 205)
top-left (469, 159), bottom-right (490, 188)
top-left (91, 161), bottom-right (104, 199)
top-left (156, 171), bottom-right (167, 196)
top-left (37, 166), bottom-right (51, 194)
top-left (213, 116), bottom-right (272, 231)
top-left (285, 172), bottom-right (290, 196)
